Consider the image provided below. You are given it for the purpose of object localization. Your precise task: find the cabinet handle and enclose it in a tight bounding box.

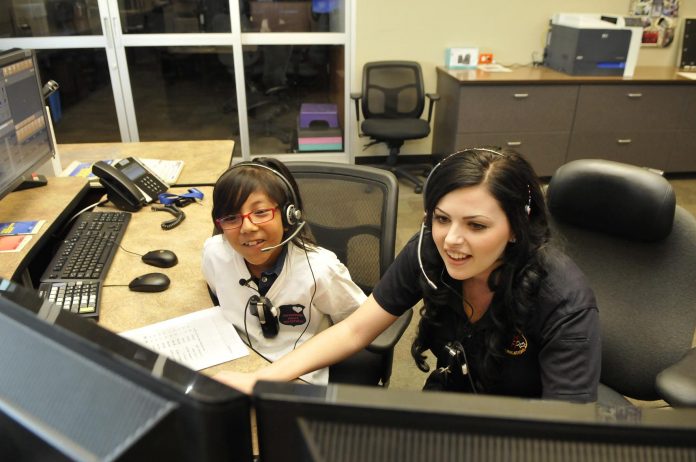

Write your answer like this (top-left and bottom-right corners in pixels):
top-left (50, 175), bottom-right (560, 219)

top-left (513, 93), bottom-right (529, 99)
top-left (627, 93), bottom-right (643, 98)
top-left (617, 139), bottom-right (632, 144)
top-left (506, 141), bottom-right (522, 146)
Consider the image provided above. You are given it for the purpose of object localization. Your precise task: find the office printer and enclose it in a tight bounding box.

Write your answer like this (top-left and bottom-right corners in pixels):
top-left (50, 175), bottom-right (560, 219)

top-left (544, 13), bottom-right (642, 77)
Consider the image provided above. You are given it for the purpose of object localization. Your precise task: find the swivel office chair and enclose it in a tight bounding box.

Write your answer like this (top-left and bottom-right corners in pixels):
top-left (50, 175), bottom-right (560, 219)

top-left (352, 61), bottom-right (439, 193)
top-left (546, 159), bottom-right (696, 407)
top-left (287, 161), bottom-right (413, 387)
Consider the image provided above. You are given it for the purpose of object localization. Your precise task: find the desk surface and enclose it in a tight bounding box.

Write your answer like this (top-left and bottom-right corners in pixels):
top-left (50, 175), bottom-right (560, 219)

top-left (437, 65), bottom-right (696, 84)
top-left (2, 140), bottom-right (266, 376)
top-left (58, 140), bottom-right (235, 185)
top-left (0, 177), bottom-right (88, 281)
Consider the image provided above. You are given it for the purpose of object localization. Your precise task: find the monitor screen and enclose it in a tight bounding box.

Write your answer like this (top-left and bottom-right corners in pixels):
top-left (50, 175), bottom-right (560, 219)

top-left (253, 381), bottom-right (696, 462)
top-left (0, 278), bottom-right (253, 461)
top-left (0, 48), bottom-right (54, 201)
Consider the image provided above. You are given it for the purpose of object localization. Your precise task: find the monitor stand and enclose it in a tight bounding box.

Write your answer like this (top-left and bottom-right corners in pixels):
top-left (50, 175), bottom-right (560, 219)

top-left (14, 173), bottom-right (48, 191)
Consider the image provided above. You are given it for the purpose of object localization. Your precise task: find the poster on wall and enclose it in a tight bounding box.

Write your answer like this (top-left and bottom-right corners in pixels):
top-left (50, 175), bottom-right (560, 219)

top-left (628, 0), bottom-right (679, 47)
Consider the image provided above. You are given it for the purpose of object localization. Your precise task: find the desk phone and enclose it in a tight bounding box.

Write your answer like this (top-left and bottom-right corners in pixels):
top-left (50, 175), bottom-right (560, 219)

top-left (93, 157), bottom-right (169, 212)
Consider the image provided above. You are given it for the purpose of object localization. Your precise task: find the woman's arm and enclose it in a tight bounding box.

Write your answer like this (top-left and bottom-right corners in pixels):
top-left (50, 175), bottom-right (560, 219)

top-left (214, 294), bottom-right (398, 393)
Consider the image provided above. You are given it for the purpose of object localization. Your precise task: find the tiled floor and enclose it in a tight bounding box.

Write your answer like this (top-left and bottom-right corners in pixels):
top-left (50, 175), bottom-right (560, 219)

top-left (386, 173), bottom-right (696, 392)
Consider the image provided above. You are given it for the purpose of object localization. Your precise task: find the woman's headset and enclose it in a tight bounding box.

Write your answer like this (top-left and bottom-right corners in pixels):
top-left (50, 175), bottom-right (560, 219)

top-left (417, 148), bottom-right (511, 290)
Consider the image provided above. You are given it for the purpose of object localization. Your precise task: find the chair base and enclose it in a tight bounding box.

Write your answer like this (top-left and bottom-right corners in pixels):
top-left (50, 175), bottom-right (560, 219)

top-left (372, 164), bottom-right (428, 194)
top-left (365, 142), bottom-right (432, 193)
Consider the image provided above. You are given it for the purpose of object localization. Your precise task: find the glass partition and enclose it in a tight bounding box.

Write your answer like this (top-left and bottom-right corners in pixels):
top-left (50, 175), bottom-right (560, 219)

top-left (240, 0), bottom-right (344, 33)
top-left (36, 49), bottom-right (120, 142)
top-left (245, 44), bottom-right (344, 155)
top-left (126, 46), bottom-right (239, 141)
top-left (2, 0), bottom-right (102, 37)
top-left (118, 0), bottom-right (233, 33)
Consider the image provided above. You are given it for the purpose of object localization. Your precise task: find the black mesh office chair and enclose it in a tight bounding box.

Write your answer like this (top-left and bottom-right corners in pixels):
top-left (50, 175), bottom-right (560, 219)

top-left (287, 161), bottom-right (413, 387)
top-left (351, 61), bottom-right (439, 193)
top-left (546, 159), bottom-right (696, 407)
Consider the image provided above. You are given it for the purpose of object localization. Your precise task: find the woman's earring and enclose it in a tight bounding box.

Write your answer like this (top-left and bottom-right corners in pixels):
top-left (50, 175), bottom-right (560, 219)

top-left (509, 237), bottom-right (517, 244)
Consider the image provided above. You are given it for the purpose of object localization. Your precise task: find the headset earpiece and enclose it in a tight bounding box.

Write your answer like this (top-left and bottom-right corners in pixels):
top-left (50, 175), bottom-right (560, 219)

top-left (283, 203), bottom-right (302, 227)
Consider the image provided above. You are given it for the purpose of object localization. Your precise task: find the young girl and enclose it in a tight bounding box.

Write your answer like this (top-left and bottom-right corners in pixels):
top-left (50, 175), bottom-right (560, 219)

top-left (202, 157), bottom-right (366, 385)
top-left (215, 148), bottom-right (601, 402)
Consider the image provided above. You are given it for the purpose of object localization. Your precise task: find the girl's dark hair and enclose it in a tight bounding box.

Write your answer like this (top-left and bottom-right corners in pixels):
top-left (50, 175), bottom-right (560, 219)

top-left (411, 148), bottom-right (551, 384)
top-left (211, 157), bottom-right (314, 249)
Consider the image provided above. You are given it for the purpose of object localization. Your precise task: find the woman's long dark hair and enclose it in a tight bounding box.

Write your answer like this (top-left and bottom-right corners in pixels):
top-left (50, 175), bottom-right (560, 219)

top-left (411, 148), bottom-right (551, 383)
top-left (211, 157), bottom-right (314, 249)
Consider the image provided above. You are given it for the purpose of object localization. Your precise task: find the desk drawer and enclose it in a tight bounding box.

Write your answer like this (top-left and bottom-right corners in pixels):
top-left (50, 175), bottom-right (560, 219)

top-left (682, 88), bottom-right (696, 129)
top-left (668, 130), bottom-right (696, 172)
top-left (567, 130), bottom-right (677, 170)
top-left (457, 85), bottom-right (578, 133)
top-left (454, 132), bottom-right (569, 177)
top-left (573, 85), bottom-right (688, 132)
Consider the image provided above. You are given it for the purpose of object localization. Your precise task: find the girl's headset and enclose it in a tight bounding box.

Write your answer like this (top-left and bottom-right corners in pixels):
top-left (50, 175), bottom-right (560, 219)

top-left (217, 161), bottom-right (306, 252)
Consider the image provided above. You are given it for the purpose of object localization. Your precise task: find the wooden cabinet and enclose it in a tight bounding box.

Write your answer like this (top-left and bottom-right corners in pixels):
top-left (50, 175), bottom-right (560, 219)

top-left (567, 85), bottom-right (688, 171)
top-left (433, 71), bottom-right (576, 176)
top-left (667, 88), bottom-right (696, 172)
top-left (432, 66), bottom-right (696, 176)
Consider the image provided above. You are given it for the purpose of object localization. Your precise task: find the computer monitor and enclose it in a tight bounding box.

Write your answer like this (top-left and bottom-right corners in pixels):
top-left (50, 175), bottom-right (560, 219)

top-left (0, 48), bottom-right (55, 200)
top-left (0, 278), bottom-right (253, 461)
top-left (253, 381), bottom-right (696, 462)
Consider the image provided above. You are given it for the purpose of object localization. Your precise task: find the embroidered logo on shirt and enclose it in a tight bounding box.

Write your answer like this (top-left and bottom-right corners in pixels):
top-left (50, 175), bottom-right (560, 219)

top-left (505, 331), bottom-right (528, 356)
top-left (279, 304), bottom-right (306, 326)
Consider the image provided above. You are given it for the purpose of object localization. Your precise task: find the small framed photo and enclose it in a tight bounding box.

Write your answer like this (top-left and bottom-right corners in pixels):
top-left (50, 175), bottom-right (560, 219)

top-left (445, 47), bottom-right (479, 69)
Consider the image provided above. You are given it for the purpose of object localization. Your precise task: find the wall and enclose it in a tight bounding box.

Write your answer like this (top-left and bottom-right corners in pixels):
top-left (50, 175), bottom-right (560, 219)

top-left (352, 0), bottom-right (696, 157)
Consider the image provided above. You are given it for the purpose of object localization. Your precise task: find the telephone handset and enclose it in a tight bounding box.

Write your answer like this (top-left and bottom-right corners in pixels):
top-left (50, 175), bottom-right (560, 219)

top-left (92, 158), bottom-right (169, 212)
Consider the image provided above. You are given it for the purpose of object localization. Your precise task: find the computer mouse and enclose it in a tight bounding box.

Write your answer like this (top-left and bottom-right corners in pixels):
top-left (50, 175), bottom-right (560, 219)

top-left (128, 272), bottom-right (171, 293)
top-left (141, 249), bottom-right (178, 268)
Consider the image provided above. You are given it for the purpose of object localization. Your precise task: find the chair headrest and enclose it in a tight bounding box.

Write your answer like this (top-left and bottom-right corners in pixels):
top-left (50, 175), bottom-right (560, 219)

top-left (547, 159), bottom-right (676, 242)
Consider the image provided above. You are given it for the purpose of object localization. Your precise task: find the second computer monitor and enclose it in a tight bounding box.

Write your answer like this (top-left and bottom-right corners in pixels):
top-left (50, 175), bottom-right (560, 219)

top-left (253, 381), bottom-right (696, 462)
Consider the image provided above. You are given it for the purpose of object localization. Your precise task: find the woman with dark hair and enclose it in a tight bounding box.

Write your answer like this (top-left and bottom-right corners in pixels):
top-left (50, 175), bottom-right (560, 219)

top-left (215, 149), bottom-right (601, 402)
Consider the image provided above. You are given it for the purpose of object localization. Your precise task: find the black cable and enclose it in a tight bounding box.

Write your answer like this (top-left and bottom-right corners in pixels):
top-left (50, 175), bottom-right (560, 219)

top-left (118, 244), bottom-right (142, 257)
top-left (439, 270), bottom-right (478, 393)
top-left (151, 204), bottom-right (185, 230)
top-left (293, 235), bottom-right (316, 350)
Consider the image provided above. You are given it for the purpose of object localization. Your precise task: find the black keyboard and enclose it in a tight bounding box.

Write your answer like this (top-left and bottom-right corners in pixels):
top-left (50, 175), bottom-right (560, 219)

top-left (38, 211), bottom-right (131, 318)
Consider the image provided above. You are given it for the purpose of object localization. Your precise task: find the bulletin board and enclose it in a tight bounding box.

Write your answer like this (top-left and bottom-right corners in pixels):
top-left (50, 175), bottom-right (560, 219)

top-left (629, 0), bottom-right (679, 47)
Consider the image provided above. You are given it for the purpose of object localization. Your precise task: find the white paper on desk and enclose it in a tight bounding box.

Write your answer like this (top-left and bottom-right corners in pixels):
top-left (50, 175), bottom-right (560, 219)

top-left (120, 306), bottom-right (248, 371)
top-left (677, 72), bottom-right (696, 80)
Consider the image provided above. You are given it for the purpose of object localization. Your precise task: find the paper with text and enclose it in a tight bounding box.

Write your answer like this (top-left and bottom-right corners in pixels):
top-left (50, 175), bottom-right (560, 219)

top-left (120, 306), bottom-right (248, 370)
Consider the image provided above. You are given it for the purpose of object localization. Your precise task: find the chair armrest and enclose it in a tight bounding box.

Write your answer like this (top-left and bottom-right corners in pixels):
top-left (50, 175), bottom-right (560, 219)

top-left (655, 347), bottom-right (696, 407)
top-left (350, 92), bottom-right (362, 123)
top-left (426, 93), bottom-right (440, 123)
top-left (366, 309), bottom-right (413, 353)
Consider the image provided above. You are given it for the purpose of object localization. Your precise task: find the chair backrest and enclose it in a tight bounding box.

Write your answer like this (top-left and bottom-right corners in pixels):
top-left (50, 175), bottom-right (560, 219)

top-left (286, 162), bottom-right (398, 294)
top-left (546, 159), bottom-right (696, 401)
top-left (361, 61), bottom-right (426, 121)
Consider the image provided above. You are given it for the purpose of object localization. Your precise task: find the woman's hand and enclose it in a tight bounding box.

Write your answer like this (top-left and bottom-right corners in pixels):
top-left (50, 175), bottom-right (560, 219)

top-left (213, 370), bottom-right (259, 395)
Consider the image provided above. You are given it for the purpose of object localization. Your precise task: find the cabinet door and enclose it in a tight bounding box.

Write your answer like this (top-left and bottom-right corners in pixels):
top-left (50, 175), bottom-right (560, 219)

top-left (668, 131), bottom-right (696, 171)
top-left (454, 132), bottom-right (570, 177)
top-left (567, 131), bottom-right (677, 170)
top-left (668, 89), bottom-right (696, 171)
top-left (457, 86), bottom-right (578, 133)
top-left (573, 85), bottom-right (688, 132)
